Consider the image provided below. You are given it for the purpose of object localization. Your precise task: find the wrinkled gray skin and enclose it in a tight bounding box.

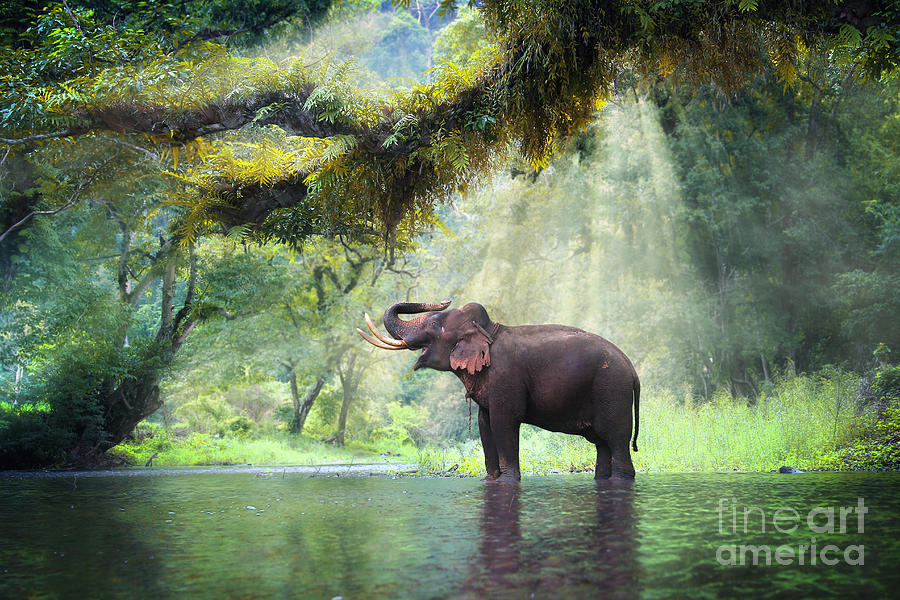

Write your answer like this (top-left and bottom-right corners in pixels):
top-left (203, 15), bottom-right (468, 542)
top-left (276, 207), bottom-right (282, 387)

top-left (383, 301), bottom-right (640, 483)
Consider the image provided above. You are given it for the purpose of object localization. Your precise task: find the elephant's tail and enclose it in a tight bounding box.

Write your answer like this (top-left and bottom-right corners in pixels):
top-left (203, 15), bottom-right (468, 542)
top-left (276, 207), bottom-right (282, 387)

top-left (632, 373), bottom-right (640, 452)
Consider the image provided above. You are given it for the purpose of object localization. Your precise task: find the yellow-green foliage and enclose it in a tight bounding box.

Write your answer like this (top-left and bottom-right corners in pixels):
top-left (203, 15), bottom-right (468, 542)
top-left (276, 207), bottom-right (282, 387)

top-left (419, 369), bottom-right (867, 475)
top-left (111, 429), bottom-right (372, 467)
top-left (12, 2), bottom-right (891, 247)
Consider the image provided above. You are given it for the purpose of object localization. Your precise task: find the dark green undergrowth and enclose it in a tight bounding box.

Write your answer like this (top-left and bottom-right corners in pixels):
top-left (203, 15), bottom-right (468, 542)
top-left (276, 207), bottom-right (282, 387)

top-left (820, 365), bottom-right (900, 471)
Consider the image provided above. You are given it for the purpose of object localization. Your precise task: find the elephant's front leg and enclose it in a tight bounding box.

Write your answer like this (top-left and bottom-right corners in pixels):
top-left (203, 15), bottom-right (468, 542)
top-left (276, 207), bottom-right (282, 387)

top-left (489, 409), bottom-right (521, 483)
top-left (478, 406), bottom-right (501, 480)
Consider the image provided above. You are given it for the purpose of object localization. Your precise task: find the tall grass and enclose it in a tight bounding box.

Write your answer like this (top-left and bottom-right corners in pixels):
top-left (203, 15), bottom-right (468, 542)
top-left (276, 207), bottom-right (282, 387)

top-left (419, 370), bottom-right (868, 475)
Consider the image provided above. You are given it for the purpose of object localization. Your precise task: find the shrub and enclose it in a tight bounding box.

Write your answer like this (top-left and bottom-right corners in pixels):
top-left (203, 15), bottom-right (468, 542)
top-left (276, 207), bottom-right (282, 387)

top-left (873, 365), bottom-right (900, 406)
top-left (220, 415), bottom-right (254, 439)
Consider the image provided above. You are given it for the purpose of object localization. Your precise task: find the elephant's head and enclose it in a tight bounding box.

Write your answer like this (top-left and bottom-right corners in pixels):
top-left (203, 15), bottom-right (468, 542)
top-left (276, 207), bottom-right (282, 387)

top-left (357, 301), bottom-right (498, 374)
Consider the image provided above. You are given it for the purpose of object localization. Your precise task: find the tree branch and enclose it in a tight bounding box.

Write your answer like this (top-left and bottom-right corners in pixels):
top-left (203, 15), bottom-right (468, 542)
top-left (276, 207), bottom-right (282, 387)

top-left (341, 255), bottom-right (373, 294)
top-left (9, 0), bottom-right (895, 241)
top-left (71, 90), bottom-right (358, 144)
top-left (125, 240), bottom-right (175, 306)
top-left (172, 319), bottom-right (198, 350)
top-left (173, 242), bottom-right (197, 332)
top-left (211, 307), bottom-right (239, 320)
top-left (0, 199), bottom-right (78, 244)
top-left (0, 131), bottom-right (73, 145)
top-left (0, 151), bottom-right (118, 244)
top-left (284, 302), bottom-right (303, 332)
top-left (312, 265), bottom-right (342, 310)
top-left (100, 135), bottom-right (160, 161)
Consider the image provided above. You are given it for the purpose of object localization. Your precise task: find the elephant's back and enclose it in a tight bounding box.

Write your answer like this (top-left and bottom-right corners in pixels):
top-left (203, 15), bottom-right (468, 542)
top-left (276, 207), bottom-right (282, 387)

top-left (497, 324), bottom-right (635, 430)
top-left (500, 323), bottom-right (632, 373)
top-left (504, 324), bottom-right (626, 355)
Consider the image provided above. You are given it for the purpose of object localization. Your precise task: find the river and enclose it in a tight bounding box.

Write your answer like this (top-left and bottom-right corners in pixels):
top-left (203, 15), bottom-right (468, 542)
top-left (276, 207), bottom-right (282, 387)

top-left (1, 470), bottom-right (898, 598)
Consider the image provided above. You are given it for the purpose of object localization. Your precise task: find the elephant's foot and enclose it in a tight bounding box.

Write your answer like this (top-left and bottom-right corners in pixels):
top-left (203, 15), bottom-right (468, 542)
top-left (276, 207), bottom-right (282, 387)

top-left (594, 462), bottom-right (612, 479)
top-left (595, 476), bottom-right (634, 489)
top-left (482, 471), bottom-right (501, 482)
top-left (610, 455), bottom-right (635, 480)
top-left (609, 468), bottom-right (636, 480)
top-left (486, 470), bottom-right (520, 484)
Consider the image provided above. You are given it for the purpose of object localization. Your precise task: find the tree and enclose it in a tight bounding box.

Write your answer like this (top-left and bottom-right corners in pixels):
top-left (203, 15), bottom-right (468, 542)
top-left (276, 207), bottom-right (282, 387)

top-left (260, 237), bottom-right (420, 442)
top-left (4, 2), bottom-right (898, 248)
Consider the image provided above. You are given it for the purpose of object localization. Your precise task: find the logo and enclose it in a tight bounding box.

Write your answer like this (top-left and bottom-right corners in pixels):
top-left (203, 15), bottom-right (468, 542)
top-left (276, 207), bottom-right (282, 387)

top-left (715, 497), bottom-right (866, 566)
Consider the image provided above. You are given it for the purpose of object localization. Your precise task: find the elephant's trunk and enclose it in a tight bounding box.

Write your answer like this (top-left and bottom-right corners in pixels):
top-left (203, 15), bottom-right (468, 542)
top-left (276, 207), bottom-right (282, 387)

top-left (383, 300), bottom-right (450, 342)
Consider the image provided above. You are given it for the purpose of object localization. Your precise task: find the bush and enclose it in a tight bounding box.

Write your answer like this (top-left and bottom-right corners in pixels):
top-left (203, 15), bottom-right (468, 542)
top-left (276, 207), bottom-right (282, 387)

top-left (873, 365), bottom-right (900, 405)
top-left (0, 352), bottom-right (110, 468)
top-left (0, 404), bottom-right (65, 468)
top-left (220, 415), bottom-right (254, 439)
top-left (369, 402), bottom-right (430, 448)
top-left (109, 426), bottom-right (379, 467)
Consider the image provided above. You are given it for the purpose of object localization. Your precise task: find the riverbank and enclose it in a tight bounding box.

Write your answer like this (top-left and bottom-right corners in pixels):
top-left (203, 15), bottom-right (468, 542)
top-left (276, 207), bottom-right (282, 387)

top-left (66, 370), bottom-right (900, 474)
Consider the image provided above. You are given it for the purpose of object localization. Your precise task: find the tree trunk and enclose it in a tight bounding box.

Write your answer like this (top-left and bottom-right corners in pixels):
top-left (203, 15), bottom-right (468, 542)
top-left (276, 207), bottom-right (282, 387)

top-left (294, 376), bottom-right (325, 434)
top-left (100, 368), bottom-right (166, 449)
top-left (333, 382), bottom-right (353, 446)
top-left (88, 249), bottom-right (200, 459)
top-left (289, 366), bottom-right (300, 425)
top-left (96, 264), bottom-right (185, 452)
top-left (333, 353), bottom-right (359, 446)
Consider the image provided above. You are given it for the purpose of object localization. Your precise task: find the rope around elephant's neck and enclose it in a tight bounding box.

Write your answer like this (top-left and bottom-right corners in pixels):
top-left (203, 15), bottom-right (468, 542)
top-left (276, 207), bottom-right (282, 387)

top-left (473, 321), bottom-right (501, 344)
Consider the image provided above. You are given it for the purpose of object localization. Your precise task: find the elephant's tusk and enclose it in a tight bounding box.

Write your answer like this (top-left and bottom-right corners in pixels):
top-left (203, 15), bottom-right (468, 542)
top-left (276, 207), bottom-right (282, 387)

top-left (356, 328), bottom-right (406, 350)
top-left (365, 313), bottom-right (407, 347)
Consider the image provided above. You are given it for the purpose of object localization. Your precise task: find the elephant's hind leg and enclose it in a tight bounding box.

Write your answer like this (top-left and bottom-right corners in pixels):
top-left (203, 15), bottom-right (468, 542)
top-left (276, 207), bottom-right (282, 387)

top-left (594, 442), bottom-right (612, 479)
top-left (610, 440), bottom-right (636, 479)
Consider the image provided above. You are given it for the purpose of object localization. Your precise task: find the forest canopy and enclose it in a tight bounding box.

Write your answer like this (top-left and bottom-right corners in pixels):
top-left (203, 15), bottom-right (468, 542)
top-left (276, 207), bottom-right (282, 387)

top-left (3, 1), bottom-right (900, 245)
top-left (2, 1), bottom-right (900, 468)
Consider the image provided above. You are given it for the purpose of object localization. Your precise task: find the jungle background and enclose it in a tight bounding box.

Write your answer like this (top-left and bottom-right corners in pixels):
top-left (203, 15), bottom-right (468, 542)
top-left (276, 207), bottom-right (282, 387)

top-left (1, 0), bottom-right (899, 473)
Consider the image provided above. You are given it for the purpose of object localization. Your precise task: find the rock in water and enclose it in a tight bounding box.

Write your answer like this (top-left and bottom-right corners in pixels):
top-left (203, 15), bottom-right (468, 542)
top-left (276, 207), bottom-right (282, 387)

top-left (778, 465), bottom-right (804, 474)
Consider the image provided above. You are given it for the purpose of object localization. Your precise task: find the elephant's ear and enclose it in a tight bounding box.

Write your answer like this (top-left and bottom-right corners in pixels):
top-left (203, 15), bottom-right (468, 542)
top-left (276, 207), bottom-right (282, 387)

top-left (450, 322), bottom-right (492, 375)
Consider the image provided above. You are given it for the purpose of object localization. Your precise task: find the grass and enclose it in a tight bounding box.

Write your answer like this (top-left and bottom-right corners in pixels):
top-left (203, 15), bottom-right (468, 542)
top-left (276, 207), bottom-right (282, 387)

top-left (110, 430), bottom-right (419, 467)
top-left (419, 370), bottom-right (871, 476)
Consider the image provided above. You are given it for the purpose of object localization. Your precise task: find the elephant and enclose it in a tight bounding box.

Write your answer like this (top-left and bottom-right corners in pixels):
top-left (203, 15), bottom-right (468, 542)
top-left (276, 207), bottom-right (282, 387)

top-left (357, 300), bottom-right (640, 482)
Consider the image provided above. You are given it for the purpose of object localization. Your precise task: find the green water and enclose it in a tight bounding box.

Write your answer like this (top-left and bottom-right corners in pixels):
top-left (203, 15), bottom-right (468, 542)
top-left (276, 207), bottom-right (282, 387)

top-left (1, 470), bottom-right (898, 599)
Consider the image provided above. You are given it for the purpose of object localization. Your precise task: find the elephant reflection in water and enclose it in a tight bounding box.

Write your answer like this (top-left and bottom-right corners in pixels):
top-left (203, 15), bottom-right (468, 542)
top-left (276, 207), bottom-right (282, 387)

top-left (455, 481), bottom-right (639, 599)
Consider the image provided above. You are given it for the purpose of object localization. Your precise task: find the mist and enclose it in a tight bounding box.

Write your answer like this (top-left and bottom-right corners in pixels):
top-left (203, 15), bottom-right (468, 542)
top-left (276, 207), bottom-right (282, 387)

top-left (448, 100), bottom-right (688, 389)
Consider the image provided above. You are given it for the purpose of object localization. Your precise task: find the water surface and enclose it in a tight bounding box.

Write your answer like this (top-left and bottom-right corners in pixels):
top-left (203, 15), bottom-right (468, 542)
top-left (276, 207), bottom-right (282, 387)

top-left (1, 470), bottom-right (897, 599)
